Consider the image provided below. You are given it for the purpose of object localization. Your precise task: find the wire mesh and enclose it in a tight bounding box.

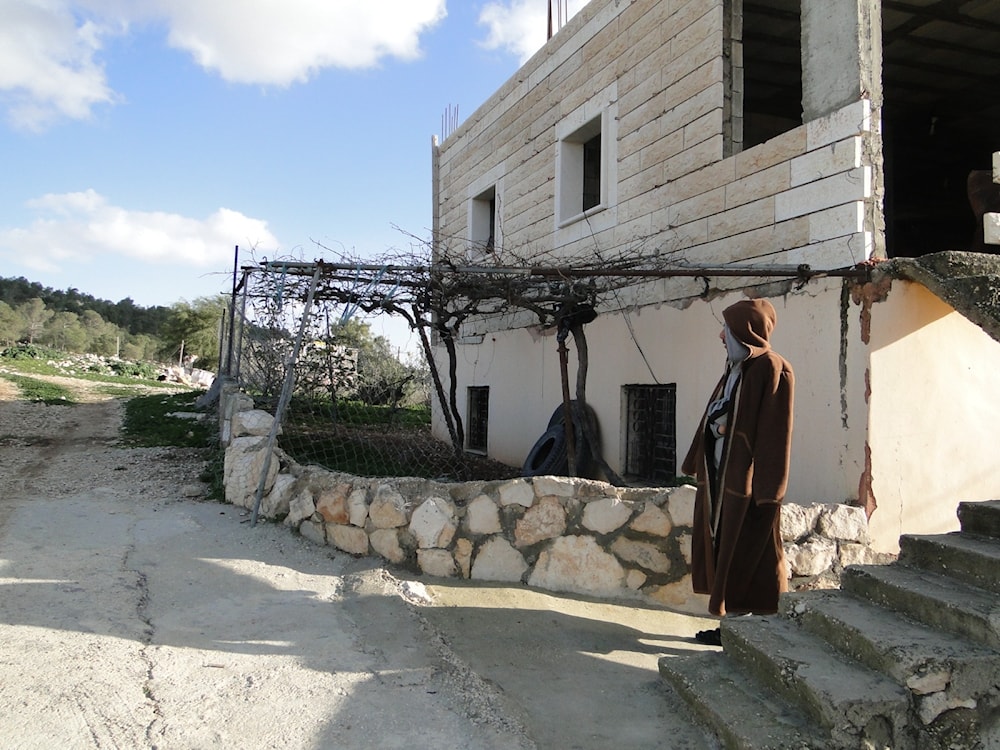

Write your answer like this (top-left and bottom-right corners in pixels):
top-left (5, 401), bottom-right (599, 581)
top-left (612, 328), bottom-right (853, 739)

top-left (230, 266), bottom-right (520, 483)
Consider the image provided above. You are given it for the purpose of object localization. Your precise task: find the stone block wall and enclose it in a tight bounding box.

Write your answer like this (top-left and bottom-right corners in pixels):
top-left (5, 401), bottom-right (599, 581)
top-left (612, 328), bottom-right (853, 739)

top-left (435, 0), bottom-right (879, 323)
top-left (220, 394), bottom-right (890, 612)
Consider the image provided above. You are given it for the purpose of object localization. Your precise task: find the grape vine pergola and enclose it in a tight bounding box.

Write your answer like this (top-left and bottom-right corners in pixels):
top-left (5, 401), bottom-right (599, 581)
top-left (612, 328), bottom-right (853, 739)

top-left (224, 238), bottom-right (869, 488)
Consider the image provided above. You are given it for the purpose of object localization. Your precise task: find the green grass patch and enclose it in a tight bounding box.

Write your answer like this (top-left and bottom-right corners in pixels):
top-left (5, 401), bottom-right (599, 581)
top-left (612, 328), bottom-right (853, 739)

top-left (288, 395), bottom-right (431, 427)
top-left (122, 392), bottom-right (225, 501)
top-left (1, 345), bottom-right (180, 388)
top-left (121, 392), bottom-right (213, 448)
top-left (0, 373), bottom-right (76, 404)
top-left (97, 384), bottom-right (152, 398)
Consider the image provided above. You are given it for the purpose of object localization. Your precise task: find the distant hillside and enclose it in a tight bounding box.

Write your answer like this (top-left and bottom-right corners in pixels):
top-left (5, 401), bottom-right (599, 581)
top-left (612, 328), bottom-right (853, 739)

top-left (0, 276), bottom-right (171, 337)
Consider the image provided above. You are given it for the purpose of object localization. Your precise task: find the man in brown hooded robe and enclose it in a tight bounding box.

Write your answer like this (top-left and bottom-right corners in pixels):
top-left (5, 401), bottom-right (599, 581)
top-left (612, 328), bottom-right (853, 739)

top-left (682, 299), bottom-right (794, 643)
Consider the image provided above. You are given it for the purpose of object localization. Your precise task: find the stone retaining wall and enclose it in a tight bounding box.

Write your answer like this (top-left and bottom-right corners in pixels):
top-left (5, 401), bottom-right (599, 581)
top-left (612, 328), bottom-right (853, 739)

top-left (220, 391), bottom-right (890, 613)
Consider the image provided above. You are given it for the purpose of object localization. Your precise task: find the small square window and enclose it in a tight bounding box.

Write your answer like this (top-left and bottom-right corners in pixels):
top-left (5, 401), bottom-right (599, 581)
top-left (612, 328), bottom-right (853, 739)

top-left (623, 384), bottom-right (676, 484)
top-left (467, 386), bottom-right (489, 453)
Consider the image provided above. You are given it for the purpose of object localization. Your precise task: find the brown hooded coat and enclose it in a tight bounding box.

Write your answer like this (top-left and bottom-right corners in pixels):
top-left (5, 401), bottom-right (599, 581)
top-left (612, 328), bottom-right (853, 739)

top-left (681, 299), bottom-right (794, 616)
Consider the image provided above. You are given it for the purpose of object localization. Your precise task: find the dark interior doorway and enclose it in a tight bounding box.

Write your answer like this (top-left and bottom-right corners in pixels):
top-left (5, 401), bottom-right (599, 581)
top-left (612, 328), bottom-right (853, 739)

top-left (741, 0), bottom-right (1000, 258)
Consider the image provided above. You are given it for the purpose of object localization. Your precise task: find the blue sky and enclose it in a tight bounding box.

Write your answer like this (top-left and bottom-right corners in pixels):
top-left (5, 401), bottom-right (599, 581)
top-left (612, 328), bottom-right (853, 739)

top-left (0, 0), bottom-right (585, 347)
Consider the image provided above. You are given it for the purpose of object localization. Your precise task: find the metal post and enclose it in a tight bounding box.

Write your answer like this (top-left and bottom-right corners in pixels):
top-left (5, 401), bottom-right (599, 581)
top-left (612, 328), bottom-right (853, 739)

top-left (225, 245), bottom-right (239, 376)
top-left (557, 322), bottom-right (577, 476)
top-left (250, 265), bottom-right (321, 527)
top-left (234, 268), bottom-right (251, 381)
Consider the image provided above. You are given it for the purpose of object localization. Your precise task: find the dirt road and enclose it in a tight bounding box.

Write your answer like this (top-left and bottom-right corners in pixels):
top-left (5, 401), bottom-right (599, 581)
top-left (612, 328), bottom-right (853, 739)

top-left (0, 393), bottom-right (720, 749)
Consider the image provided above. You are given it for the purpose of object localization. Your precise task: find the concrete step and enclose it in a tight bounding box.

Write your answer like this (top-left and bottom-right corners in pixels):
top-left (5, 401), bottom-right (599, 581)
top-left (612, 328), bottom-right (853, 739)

top-left (658, 651), bottom-right (828, 750)
top-left (780, 590), bottom-right (1000, 725)
top-left (841, 563), bottom-right (1000, 649)
top-left (957, 499), bottom-right (1000, 539)
top-left (721, 616), bottom-right (912, 749)
top-left (899, 531), bottom-right (1000, 594)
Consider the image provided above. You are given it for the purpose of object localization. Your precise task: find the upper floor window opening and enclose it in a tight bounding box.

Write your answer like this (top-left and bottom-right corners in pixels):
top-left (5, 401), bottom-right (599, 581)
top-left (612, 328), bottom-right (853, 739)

top-left (554, 81), bottom-right (618, 232)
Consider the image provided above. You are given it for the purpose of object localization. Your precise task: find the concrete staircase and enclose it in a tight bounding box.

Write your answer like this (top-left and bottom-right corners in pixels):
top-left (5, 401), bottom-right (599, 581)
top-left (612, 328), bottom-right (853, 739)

top-left (659, 500), bottom-right (1000, 749)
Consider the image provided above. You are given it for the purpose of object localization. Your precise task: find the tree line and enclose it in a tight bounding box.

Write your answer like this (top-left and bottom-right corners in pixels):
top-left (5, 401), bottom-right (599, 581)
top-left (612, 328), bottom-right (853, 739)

top-left (0, 277), bottom-right (427, 400)
top-left (0, 276), bottom-right (226, 368)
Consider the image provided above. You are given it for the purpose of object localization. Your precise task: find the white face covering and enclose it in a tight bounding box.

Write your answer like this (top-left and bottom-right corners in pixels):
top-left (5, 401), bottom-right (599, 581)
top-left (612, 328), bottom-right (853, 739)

top-left (706, 326), bottom-right (751, 466)
top-left (723, 324), bottom-right (751, 364)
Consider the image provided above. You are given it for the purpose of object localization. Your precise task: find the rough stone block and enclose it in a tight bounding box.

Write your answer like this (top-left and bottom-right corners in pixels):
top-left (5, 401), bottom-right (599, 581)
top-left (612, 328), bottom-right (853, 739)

top-left (284, 489), bottom-right (316, 528)
top-left (984, 213), bottom-right (1000, 245)
top-left (409, 496), bottom-right (458, 549)
top-left (532, 475), bottom-right (578, 497)
top-left (667, 485), bottom-right (696, 527)
top-left (224, 437), bottom-right (278, 509)
top-left (499, 479), bottom-right (535, 507)
top-left (806, 95), bottom-right (869, 143)
top-left (775, 167), bottom-right (870, 222)
top-left (454, 538), bottom-right (473, 578)
top-left (418, 549), bottom-right (457, 578)
top-left (581, 497), bottom-right (632, 534)
top-left (790, 136), bottom-right (860, 187)
top-left (727, 154), bottom-right (792, 204)
top-left (180, 483), bottom-right (205, 498)
top-left (299, 518), bottom-right (326, 546)
top-left (785, 536), bottom-right (837, 577)
top-left (369, 485), bottom-right (409, 529)
top-left (471, 537), bottom-right (529, 582)
top-left (230, 409), bottom-right (277, 438)
top-left (370, 529), bottom-right (406, 564)
top-left (625, 569), bottom-right (647, 590)
top-left (630, 504), bottom-right (673, 537)
top-left (610, 538), bottom-right (671, 574)
top-left (528, 536), bottom-right (626, 597)
top-left (817, 503), bottom-right (869, 543)
top-left (838, 541), bottom-right (873, 568)
top-left (515, 496), bottom-right (567, 547)
top-left (466, 495), bottom-right (502, 535)
top-left (316, 483), bottom-right (352, 524)
top-left (328, 524), bottom-right (369, 556)
top-left (781, 502), bottom-right (821, 542)
top-left (347, 488), bottom-right (368, 527)
top-left (260, 473), bottom-right (296, 519)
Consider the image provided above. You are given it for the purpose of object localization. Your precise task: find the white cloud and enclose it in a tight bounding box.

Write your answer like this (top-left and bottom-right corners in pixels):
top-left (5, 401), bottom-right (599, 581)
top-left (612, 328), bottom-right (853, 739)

top-left (0, 0), bottom-right (120, 130)
top-left (156, 0), bottom-right (448, 85)
top-left (0, 0), bottom-right (446, 128)
top-left (478, 0), bottom-right (587, 63)
top-left (0, 189), bottom-right (280, 272)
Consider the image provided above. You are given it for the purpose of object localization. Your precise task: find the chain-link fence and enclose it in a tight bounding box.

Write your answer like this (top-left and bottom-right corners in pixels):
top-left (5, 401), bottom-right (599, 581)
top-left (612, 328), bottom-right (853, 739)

top-left (224, 261), bottom-right (519, 483)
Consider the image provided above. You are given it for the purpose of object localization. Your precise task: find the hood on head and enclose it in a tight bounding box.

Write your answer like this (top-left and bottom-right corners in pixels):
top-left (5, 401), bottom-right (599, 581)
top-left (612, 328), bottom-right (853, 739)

top-left (722, 299), bottom-right (776, 356)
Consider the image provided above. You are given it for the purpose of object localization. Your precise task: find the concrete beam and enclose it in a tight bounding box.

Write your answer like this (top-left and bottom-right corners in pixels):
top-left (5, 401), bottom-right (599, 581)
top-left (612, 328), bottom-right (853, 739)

top-left (801, 0), bottom-right (882, 122)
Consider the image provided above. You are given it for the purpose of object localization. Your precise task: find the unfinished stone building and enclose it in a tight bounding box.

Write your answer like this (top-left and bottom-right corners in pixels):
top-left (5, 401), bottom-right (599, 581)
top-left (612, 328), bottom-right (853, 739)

top-left (430, 0), bottom-right (1000, 553)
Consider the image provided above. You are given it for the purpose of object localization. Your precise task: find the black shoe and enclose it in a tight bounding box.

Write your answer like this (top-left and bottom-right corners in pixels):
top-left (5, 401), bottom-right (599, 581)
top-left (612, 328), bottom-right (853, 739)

top-left (694, 628), bottom-right (722, 646)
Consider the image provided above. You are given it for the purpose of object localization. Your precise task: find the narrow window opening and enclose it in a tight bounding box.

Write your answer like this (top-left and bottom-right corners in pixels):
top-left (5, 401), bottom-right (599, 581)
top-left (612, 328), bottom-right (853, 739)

top-left (740, 2), bottom-right (802, 150)
top-left (557, 115), bottom-right (604, 223)
top-left (469, 186), bottom-right (498, 261)
top-left (623, 384), bottom-right (676, 484)
top-left (467, 386), bottom-right (489, 453)
top-left (486, 195), bottom-right (496, 250)
top-left (582, 133), bottom-right (601, 211)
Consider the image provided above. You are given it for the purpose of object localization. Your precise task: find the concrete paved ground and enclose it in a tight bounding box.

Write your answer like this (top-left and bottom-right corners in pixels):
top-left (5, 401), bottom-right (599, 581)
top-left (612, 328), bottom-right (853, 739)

top-left (0, 398), bottom-right (721, 749)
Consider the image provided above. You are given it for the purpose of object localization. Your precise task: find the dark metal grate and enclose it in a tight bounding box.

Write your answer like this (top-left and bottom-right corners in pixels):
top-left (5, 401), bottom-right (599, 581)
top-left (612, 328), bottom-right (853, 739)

top-left (467, 386), bottom-right (490, 452)
top-left (624, 384), bottom-right (676, 483)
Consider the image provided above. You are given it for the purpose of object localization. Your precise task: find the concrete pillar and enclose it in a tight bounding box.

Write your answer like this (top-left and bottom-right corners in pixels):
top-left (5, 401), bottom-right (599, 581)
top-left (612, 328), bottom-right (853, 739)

top-left (800, 0), bottom-right (882, 121)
